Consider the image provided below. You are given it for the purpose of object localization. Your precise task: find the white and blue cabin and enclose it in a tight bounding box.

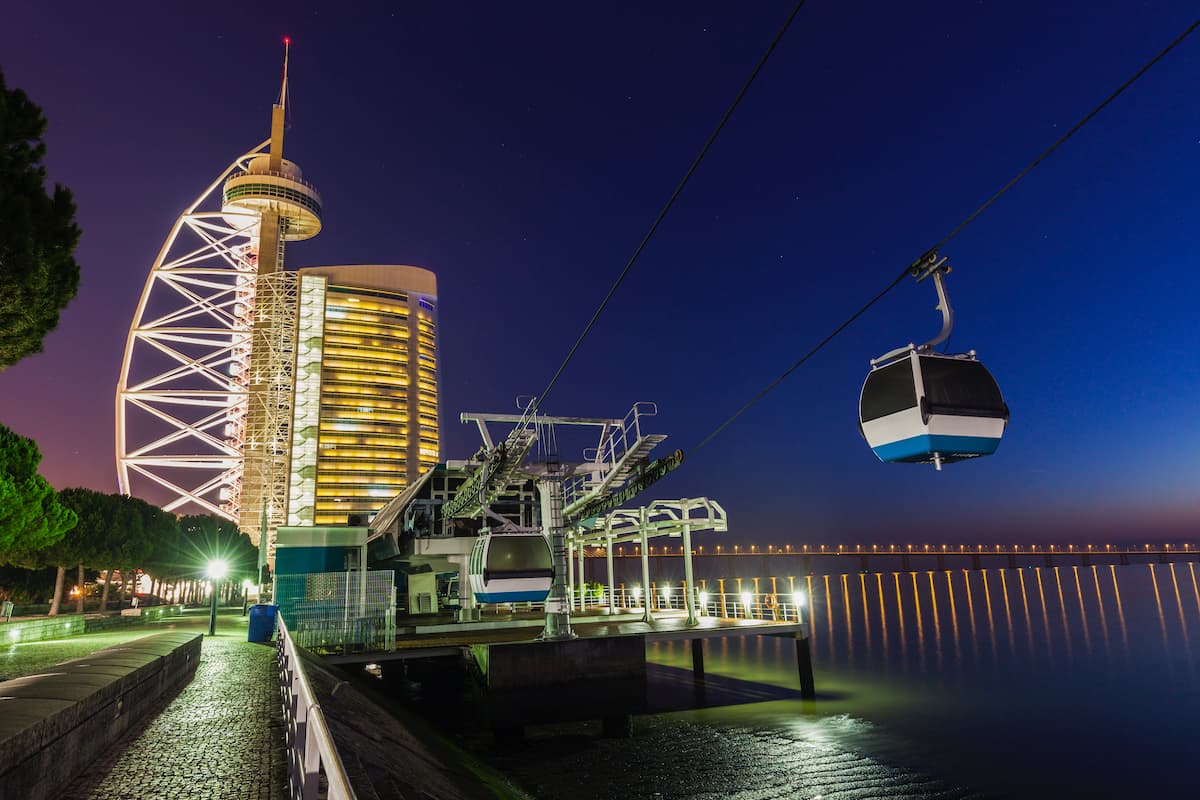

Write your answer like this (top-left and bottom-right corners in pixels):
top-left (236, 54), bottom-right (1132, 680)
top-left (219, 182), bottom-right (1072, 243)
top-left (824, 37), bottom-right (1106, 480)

top-left (859, 350), bottom-right (1008, 467)
top-left (468, 530), bottom-right (553, 604)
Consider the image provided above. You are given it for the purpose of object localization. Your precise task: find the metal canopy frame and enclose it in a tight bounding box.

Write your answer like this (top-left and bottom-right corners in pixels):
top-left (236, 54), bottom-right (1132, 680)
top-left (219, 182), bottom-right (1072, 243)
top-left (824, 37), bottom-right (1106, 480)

top-left (570, 498), bottom-right (727, 625)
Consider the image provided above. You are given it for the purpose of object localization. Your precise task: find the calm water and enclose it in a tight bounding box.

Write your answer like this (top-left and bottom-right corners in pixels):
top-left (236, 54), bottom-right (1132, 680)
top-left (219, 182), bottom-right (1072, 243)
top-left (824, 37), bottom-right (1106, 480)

top-left (479, 562), bottom-right (1200, 799)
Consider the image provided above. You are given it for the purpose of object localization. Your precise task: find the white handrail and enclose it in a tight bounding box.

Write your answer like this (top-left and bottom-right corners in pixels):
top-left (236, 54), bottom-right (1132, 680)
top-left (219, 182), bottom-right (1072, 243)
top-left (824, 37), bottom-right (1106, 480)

top-left (276, 613), bottom-right (357, 800)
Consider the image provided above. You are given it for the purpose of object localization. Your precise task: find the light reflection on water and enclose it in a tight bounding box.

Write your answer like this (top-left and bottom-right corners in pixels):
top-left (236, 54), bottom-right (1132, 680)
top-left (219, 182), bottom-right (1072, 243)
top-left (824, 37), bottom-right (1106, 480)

top-left (647, 562), bottom-right (1200, 799)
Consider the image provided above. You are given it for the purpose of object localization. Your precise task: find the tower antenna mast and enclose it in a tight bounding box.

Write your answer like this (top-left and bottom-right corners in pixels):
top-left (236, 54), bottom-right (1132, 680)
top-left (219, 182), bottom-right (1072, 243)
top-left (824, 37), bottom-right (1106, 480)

top-left (269, 37), bottom-right (290, 170)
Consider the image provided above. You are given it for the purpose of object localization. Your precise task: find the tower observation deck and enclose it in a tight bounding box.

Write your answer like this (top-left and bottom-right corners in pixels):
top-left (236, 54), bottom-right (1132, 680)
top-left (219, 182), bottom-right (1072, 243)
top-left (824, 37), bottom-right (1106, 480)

top-left (116, 41), bottom-right (321, 562)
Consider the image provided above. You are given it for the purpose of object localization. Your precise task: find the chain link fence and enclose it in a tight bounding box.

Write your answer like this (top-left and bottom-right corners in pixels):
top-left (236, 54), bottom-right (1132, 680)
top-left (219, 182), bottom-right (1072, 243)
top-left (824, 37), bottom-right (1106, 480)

top-left (275, 570), bottom-right (396, 654)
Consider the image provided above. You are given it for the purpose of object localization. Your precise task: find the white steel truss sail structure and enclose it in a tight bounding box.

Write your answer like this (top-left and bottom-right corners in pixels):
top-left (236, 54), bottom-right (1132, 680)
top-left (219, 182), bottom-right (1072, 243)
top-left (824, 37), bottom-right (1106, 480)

top-left (115, 143), bottom-right (271, 520)
top-left (118, 43), bottom-right (321, 564)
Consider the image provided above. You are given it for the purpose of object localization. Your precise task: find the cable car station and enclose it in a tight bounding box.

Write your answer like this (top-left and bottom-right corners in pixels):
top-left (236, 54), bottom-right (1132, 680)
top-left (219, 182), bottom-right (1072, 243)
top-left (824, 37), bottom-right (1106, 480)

top-left (279, 400), bottom-right (813, 732)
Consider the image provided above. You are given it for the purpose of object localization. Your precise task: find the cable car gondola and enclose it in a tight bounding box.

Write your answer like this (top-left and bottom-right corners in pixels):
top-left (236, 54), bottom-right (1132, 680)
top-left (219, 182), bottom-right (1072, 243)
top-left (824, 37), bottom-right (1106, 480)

top-left (859, 254), bottom-right (1009, 469)
top-left (468, 526), bottom-right (553, 604)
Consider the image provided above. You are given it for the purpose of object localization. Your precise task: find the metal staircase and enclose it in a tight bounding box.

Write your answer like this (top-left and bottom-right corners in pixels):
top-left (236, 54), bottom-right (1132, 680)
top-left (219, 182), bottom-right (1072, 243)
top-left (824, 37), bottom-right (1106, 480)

top-left (563, 402), bottom-right (666, 517)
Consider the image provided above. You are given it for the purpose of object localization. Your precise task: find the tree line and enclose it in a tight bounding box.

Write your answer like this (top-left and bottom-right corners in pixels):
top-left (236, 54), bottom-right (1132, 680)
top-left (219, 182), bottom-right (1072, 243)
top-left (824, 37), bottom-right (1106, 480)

top-left (1, 425), bottom-right (258, 614)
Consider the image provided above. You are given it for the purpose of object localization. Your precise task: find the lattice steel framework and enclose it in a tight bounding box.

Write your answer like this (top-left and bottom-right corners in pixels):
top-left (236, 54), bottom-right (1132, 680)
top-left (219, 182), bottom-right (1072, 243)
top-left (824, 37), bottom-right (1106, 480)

top-left (116, 143), bottom-right (270, 520)
top-left (240, 268), bottom-right (299, 556)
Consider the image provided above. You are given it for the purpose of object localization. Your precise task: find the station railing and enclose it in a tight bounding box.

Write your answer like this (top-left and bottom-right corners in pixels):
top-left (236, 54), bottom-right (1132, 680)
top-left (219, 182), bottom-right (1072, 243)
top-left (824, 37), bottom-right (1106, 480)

top-left (277, 613), bottom-right (356, 800)
top-left (447, 586), bottom-right (805, 624)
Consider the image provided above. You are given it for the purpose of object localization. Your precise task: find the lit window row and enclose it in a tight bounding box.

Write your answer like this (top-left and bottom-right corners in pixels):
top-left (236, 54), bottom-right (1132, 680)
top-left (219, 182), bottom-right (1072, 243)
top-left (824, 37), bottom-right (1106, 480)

top-left (323, 346), bottom-right (409, 363)
top-left (328, 285), bottom-right (408, 303)
top-left (315, 487), bottom-right (398, 499)
top-left (320, 399), bottom-right (409, 413)
top-left (321, 400), bottom-right (408, 414)
top-left (317, 446), bottom-right (411, 460)
top-left (316, 475), bottom-right (406, 485)
top-left (321, 387), bottom-right (407, 401)
top-left (325, 371), bottom-right (409, 387)
top-left (318, 460), bottom-right (407, 472)
top-left (321, 435), bottom-right (411, 447)
top-left (326, 308), bottom-right (410, 325)
top-left (331, 298), bottom-right (410, 314)
top-left (320, 421), bottom-right (407, 435)
top-left (324, 334), bottom-right (410, 350)
top-left (317, 471), bottom-right (408, 482)
top-left (323, 322), bottom-right (410, 339)
top-left (320, 409), bottom-right (410, 424)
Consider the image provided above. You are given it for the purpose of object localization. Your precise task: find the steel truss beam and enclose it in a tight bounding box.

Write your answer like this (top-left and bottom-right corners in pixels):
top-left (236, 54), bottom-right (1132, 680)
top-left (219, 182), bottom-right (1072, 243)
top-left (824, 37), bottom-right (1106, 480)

top-left (116, 143), bottom-right (269, 520)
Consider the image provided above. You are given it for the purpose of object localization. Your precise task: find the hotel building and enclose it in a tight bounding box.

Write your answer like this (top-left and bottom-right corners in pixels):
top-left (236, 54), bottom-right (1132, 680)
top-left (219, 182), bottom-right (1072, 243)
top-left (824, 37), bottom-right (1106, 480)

top-left (287, 265), bottom-right (440, 527)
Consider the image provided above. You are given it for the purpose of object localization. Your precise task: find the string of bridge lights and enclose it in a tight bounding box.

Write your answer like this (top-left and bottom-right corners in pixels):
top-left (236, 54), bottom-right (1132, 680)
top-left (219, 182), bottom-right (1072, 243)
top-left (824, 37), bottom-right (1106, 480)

top-left (537, 10), bottom-right (1200, 468)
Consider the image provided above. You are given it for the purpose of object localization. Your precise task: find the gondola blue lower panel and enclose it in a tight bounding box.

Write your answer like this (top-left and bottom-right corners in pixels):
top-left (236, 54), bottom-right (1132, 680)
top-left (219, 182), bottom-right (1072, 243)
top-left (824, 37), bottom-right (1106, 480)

top-left (476, 590), bottom-right (552, 603)
top-left (873, 434), bottom-right (1000, 463)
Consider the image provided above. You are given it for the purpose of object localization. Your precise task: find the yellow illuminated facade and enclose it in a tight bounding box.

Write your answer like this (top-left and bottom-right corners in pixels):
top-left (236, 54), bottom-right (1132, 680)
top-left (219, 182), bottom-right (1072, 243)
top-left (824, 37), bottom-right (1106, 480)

top-left (286, 265), bottom-right (439, 526)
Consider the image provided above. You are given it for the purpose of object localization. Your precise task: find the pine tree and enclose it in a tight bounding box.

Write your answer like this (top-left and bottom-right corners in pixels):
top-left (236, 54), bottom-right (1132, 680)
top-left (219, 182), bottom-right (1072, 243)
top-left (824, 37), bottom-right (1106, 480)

top-left (0, 68), bottom-right (82, 368)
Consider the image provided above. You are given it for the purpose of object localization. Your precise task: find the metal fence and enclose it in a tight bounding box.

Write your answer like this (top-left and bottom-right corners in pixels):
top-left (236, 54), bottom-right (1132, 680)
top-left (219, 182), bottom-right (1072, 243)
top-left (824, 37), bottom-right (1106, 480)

top-left (277, 613), bottom-right (356, 800)
top-left (603, 586), bottom-right (806, 623)
top-left (275, 570), bottom-right (396, 654)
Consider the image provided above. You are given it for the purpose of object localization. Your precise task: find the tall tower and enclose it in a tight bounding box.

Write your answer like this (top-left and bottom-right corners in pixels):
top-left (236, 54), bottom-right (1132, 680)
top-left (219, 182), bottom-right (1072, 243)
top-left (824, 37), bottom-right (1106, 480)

top-left (117, 43), bottom-right (320, 562)
top-left (223, 42), bottom-right (323, 555)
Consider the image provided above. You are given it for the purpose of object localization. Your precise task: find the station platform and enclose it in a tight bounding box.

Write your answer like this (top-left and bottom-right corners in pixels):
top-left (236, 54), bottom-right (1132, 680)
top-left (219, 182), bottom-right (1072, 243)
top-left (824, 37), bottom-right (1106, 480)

top-left (329, 608), bottom-right (806, 664)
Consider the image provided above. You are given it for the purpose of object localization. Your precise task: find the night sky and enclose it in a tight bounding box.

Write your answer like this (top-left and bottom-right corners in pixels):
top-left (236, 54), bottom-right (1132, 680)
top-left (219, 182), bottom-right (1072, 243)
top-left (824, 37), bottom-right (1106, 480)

top-left (1, 1), bottom-right (1197, 544)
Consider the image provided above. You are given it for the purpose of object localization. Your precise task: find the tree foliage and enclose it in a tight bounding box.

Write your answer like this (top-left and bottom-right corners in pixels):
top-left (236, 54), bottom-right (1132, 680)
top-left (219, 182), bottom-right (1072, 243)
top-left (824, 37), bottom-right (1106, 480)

top-left (0, 67), bottom-right (81, 368)
top-left (176, 514), bottom-right (259, 582)
top-left (0, 424), bottom-right (76, 563)
top-left (51, 487), bottom-right (120, 569)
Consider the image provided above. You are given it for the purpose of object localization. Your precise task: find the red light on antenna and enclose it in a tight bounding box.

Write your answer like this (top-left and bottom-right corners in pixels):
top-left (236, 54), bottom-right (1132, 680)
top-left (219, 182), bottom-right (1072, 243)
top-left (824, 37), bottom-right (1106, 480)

top-left (283, 36), bottom-right (291, 45)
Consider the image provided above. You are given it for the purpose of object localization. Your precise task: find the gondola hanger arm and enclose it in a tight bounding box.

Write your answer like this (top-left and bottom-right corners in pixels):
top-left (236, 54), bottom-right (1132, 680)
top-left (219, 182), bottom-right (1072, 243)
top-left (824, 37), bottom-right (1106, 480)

top-left (870, 253), bottom-right (954, 366)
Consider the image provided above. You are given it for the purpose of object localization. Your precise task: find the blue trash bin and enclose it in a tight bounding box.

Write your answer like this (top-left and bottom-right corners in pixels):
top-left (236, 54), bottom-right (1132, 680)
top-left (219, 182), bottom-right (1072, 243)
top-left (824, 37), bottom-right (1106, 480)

top-left (247, 604), bottom-right (278, 643)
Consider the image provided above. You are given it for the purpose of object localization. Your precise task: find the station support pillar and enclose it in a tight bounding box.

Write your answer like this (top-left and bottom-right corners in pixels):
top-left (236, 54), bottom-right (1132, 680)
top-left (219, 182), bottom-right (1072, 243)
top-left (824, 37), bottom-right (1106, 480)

top-left (578, 546), bottom-right (586, 610)
top-left (606, 532), bottom-right (617, 615)
top-left (538, 475), bottom-right (574, 640)
top-left (639, 507), bottom-right (652, 623)
top-left (566, 542), bottom-right (575, 611)
top-left (682, 518), bottom-right (698, 625)
top-left (796, 629), bottom-right (816, 700)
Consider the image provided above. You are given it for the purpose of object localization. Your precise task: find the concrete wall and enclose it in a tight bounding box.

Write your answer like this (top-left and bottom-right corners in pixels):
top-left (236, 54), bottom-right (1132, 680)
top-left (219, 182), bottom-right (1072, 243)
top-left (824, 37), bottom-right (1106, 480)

top-left (473, 637), bottom-right (647, 726)
top-left (82, 606), bottom-right (183, 633)
top-left (1, 607), bottom-right (184, 645)
top-left (0, 631), bottom-right (203, 800)
top-left (1, 615), bottom-right (84, 644)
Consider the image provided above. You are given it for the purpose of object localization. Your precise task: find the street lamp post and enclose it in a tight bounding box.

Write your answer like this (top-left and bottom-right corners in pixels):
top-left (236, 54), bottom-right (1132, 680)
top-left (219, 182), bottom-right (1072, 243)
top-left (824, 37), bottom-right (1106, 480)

top-left (206, 559), bottom-right (228, 636)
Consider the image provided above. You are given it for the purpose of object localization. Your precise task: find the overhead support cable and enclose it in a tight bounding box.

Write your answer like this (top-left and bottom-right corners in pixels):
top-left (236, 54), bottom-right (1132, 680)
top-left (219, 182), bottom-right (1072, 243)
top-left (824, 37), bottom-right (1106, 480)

top-left (525, 1), bottom-right (808, 426)
top-left (689, 15), bottom-right (1200, 457)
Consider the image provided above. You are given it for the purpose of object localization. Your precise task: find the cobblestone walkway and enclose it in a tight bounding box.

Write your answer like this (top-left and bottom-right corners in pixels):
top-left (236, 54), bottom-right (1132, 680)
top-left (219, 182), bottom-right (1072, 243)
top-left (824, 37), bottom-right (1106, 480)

top-left (64, 618), bottom-right (287, 800)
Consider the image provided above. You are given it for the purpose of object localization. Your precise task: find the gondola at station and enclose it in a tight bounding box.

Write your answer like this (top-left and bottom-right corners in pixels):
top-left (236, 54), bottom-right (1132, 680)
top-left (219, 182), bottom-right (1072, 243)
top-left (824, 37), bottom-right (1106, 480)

top-left (271, 401), bottom-right (815, 732)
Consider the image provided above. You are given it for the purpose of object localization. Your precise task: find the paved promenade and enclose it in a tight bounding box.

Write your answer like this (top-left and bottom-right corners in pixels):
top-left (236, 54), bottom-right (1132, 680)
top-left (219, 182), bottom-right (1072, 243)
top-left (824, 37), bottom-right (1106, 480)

top-left (10, 609), bottom-right (289, 800)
